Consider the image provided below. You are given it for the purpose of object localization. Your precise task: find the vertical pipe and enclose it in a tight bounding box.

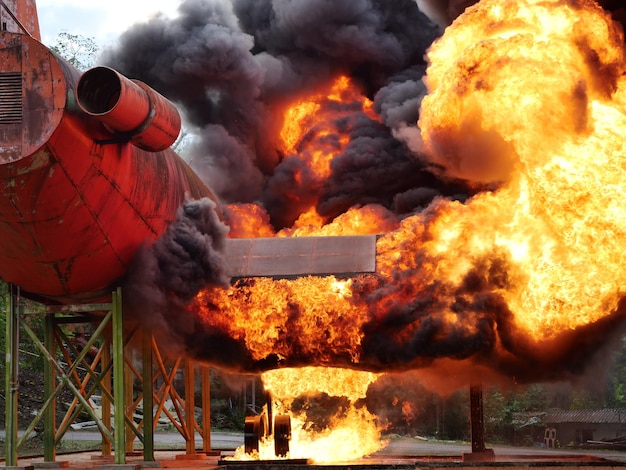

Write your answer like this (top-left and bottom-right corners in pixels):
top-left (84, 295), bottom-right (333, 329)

top-left (201, 367), bottom-right (211, 453)
top-left (142, 329), bottom-right (154, 461)
top-left (185, 359), bottom-right (196, 454)
top-left (5, 283), bottom-right (19, 466)
top-left (112, 288), bottom-right (126, 464)
top-left (470, 384), bottom-right (486, 453)
top-left (43, 313), bottom-right (56, 461)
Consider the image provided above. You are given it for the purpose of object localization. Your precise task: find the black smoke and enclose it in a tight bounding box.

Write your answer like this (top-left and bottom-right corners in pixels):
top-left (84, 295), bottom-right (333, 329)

top-left (102, 0), bottom-right (469, 230)
top-left (122, 197), bottom-right (230, 356)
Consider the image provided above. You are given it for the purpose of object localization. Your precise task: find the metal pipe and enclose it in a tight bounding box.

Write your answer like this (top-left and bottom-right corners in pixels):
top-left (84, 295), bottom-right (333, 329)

top-left (76, 66), bottom-right (182, 152)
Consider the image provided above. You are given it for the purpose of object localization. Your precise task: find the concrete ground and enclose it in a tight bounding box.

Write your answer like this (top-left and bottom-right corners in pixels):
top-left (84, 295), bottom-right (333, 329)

top-left (5, 432), bottom-right (626, 469)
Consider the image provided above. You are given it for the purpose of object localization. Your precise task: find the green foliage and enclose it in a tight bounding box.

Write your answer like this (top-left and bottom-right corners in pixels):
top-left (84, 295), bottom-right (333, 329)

top-left (607, 335), bottom-right (626, 408)
top-left (50, 31), bottom-right (99, 71)
top-left (210, 398), bottom-right (247, 431)
top-left (0, 281), bottom-right (46, 379)
top-left (484, 388), bottom-right (510, 443)
top-left (441, 390), bottom-right (470, 440)
top-left (482, 385), bottom-right (551, 444)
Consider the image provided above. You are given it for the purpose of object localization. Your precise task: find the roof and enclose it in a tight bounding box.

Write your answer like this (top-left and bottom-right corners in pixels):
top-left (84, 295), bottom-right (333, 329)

top-left (545, 409), bottom-right (626, 425)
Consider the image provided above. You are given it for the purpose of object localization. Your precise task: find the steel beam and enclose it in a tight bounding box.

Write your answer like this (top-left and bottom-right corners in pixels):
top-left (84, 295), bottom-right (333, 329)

top-left (224, 235), bottom-right (377, 278)
top-left (43, 313), bottom-right (56, 462)
top-left (202, 366), bottom-right (211, 453)
top-left (5, 284), bottom-right (20, 467)
top-left (102, 340), bottom-right (113, 455)
top-left (469, 384), bottom-right (485, 453)
top-left (464, 383), bottom-right (494, 462)
top-left (112, 287), bottom-right (126, 464)
top-left (185, 359), bottom-right (196, 454)
top-left (142, 329), bottom-right (154, 460)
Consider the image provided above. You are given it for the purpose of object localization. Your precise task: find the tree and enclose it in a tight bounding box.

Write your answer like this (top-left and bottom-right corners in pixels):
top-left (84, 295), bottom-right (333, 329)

top-left (606, 335), bottom-right (626, 408)
top-left (50, 31), bottom-right (99, 71)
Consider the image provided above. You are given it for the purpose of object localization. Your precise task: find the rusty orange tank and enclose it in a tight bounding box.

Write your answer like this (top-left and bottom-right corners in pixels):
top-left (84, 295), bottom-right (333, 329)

top-left (0, 1), bottom-right (219, 303)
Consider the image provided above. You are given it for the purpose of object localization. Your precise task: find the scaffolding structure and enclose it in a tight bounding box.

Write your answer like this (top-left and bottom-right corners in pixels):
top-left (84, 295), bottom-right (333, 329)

top-left (4, 286), bottom-right (212, 467)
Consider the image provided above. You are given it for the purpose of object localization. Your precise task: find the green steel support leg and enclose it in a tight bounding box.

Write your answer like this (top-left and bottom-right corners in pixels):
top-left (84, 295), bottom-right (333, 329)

top-left (142, 330), bottom-right (154, 461)
top-left (113, 288), bottom-right (126, 464)
top-left (102, 341), bottom-right (112, 456)
top-left (43, 313), bottom-right (56, 462)
top-left (124, 362), bottom-right (134, 453)
top-left (5, 284), bottom-right (19, 467)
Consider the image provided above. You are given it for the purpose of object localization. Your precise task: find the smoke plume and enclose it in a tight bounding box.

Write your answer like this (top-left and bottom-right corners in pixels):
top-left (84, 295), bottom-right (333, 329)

top-left (122, 197), bottom-right (229, 355)
top-left (102, 0), bottom-right (460, 228)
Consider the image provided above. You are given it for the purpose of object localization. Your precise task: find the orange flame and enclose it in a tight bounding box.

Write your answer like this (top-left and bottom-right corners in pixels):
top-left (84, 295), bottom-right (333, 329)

top-left (417, 0), bottom-right (626, 337)
top-left (271, 75), bottom-right (378, 225)
top-left (279, 75), bottom-right (370, 179)
top-left (195, 0), bottom-right (626, 461)
top-left (229, 368), bottom-right (386, 462)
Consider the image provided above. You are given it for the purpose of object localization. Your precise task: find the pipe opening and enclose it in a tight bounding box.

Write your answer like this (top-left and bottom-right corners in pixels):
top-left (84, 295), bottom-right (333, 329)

top-left (76, 66), bottom-right (122, 115)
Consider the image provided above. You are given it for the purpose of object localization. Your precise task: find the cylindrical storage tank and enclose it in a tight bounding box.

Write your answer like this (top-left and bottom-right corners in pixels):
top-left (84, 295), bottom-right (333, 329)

top-left (0, 33), bottom-right (219, 303)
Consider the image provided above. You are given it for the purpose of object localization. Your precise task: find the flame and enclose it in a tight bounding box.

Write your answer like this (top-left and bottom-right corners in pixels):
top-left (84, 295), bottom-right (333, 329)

top-left (192, 0), bottom-right (626, 461)
top-left (417, 0), bottom-right (626, 337)
top-left (279, 75), bottom-right (372, 179)
top-left (280, 204), bottom-right (400, 237)
top-left (230, 367), bottom-right (386, 463)
top-left (270, 75), bottom-right (378, 226)
top-left (225, 203), bottom-right (275, 238)
top-left (196, 277), bottom-right (366, 363)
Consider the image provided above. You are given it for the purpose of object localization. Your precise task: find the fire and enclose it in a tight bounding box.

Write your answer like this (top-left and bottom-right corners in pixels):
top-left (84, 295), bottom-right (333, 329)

top-left (230, 367), bottom-right (385, 463)
top-left (265, 75), bottom-right (379, 227)
top-left (417, 0), bottom-right (626, 337)
top-left (225, 203), bottom-right (275, 238)
top-left (280, 204), bottom-right (399, 237)
top-left (196, 277), bottom-right (366, 363)
top-left (191, 0), bottom-right (626, 462)
top-left (279, 75), bottom-right (373, 179)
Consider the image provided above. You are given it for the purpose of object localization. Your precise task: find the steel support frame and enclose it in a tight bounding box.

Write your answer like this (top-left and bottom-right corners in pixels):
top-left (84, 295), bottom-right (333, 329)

top-left (143, 341), bottom-right (213, 454)
top-left (3, 288), bottom-right (128, 465)
top-left (4, 286), bottom-right (213, 465)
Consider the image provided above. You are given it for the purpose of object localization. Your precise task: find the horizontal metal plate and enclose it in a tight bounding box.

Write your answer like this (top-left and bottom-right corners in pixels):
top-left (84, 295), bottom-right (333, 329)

top-left (224, 235), bottom-right (377, 278)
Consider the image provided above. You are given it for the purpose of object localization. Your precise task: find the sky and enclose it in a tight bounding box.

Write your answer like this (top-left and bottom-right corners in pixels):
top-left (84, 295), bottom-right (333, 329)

top-left (36, 0), bottom-right (182, 48)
